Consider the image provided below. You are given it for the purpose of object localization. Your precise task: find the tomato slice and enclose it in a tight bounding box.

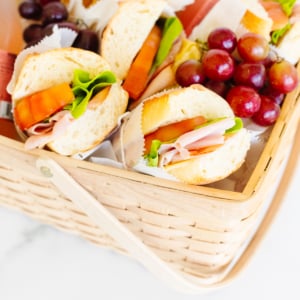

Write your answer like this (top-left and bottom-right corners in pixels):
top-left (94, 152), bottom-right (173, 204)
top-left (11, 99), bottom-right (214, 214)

top-left (14, 83), bottom-right (74, 131)
top-left (176, 0), bottom-right (219, 37)
top-left (123, 25), bottom-right (162, 101)
top-left (144, 115), bottom-right (207, 154)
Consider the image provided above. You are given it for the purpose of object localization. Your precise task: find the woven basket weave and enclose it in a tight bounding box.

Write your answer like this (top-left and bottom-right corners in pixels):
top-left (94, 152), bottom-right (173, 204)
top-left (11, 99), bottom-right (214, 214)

top-left (0, 63), bottom-right (299, 292)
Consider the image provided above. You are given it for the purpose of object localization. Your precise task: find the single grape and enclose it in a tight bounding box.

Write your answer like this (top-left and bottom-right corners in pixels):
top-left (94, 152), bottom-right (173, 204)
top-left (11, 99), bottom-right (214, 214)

top-left (39, 0), bottom-right (60, 6)
top-left (42, 2), bottom-right (68, 25)
top-left (202, 49), bottom-right (234, 81)
top-left (226, 85), bottom-right (261, 118)
top-left (237, 32), bottom-right (269, 62)
top-left (175, 59), bottom-right (206, 87)
top-left (233, 62), bottom-right (266, 90)
top-left (204, 80), bottom-right (228, 97)
top-left (260, 85), bottom-right (285, 105)
top-left (72, 29), bottom-right (99, 53)
top-left (42, 22), bottom-right (79, 36)
top-left (23, 23), bottom-right (44, 43)
top-left (268, 60), bottom-right (299, 94)
top-left (18, 1), bottom-right (43, 20)
top-left (207, 27), bottom-right (237, 53)
top-left (252, 95), bottom-right (280, 126)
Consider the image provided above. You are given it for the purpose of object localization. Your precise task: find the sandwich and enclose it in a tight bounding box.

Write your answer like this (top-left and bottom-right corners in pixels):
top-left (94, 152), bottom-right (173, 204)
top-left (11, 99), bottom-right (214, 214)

top-left (176, 0), bottom-right (274, 41)
top-left (113, 84), bottom-right (250, 185)
top-left (11, 47), bottom-right (128, 156)
top-left (101, 0), bottom-right (186, 104)
top-left (260, 0), bottom-right (300, 64)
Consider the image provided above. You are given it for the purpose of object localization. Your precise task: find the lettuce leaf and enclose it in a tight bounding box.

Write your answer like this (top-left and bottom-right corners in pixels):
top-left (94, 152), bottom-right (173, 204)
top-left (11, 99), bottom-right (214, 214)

top-left (275, 0), bottom-right (296, 16)
top-left (225, 117), bottom-right (243, 134)
top-left (151, 17), bottom-right (183, 72)
top-left (144, 139), bottom-right (162, 167)
top-left (271, 23), bottom-right (291, 45)
top-left (65, 69), bottom-right (116, 118)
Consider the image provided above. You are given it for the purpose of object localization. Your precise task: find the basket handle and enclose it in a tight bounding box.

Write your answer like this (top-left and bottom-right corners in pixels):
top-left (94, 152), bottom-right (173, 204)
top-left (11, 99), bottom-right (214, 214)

top-left (36, 157), bottom-right (212, 294)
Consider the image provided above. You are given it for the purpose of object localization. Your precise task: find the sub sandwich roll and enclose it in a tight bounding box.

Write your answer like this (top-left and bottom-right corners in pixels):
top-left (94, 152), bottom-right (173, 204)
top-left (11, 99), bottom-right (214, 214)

top-left (113, 85), bottom-right (251, 185)
top-left (101, 0), bottom-right (186, 104)
top-left (11, 47), bottom-right (128, 156)
top-left (177, 0), bottom-right (273, 41)
top-left (101, 0), bottom-right (167, 80)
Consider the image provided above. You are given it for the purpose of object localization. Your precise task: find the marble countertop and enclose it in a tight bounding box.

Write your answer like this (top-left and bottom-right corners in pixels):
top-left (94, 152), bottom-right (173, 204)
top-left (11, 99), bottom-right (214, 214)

top-left (0, 158), bottom-right (299, 300)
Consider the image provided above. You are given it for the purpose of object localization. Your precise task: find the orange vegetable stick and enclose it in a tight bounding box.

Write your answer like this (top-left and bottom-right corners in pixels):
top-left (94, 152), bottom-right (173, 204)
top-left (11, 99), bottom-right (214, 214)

top-left (14, 83), bottom-right (74, 130)
top-left (123, 25), bottom-right (162, 101)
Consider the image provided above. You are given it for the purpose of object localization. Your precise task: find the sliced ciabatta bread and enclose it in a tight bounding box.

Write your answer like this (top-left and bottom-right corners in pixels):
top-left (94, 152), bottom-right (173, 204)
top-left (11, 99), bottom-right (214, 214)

top-left (100, 0), bottom-right (167, 80)
top-left (11, 47), bottom-right (128, 156)
top-left (12, 47), bottom-right (111, 103)
top-left (114, 84), bottom-right (250, 185)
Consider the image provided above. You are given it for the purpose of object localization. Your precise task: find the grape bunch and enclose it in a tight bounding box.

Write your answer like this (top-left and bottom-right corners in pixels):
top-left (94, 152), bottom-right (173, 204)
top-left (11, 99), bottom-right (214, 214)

top-left (18, 0), bottom-right (99, 53)
top-left (175, 28), bottom-right (299, 126)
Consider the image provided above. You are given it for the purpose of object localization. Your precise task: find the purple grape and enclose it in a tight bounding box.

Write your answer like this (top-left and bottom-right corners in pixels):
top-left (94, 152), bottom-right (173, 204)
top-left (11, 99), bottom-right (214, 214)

top-left (18, 1), bottom-right (43, 20)
top-left (42, 2), bottom-right (68, 25)
top-left (72, 29), bottom-right (99, 53)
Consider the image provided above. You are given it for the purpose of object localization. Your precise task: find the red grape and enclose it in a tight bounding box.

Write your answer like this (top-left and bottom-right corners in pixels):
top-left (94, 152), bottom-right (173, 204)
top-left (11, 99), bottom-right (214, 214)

top-left (207, 27), bottom-right (237, 53)
top-left (39, 0), bottom-right (60, 6)
top-left (252, 95), bottom-right (280, 126)
top-left (226, 86), bottom-right (261, 118)
top-left (237, 32), bottom-right (269, 62)
top-left (204, 80), bottom-right (228, 97)
top-left (233, 62), bottom-right (266, 90)
top-left (268, 60), bottom-right (299, 94)
top-left (23, 23), bottom-right (44, 43)
top-left (42, 2), bottom-right (68, 25)
top-left (18, 1), bottom-right (43, 20)
top-left (202, 49), bottom-right (234, 81)
top-left (72, 29), bottom-right (100, 53)
top-left (260, 85), bottom-right (285, 105)
top-left (175, 59), bottom-right (206, 87)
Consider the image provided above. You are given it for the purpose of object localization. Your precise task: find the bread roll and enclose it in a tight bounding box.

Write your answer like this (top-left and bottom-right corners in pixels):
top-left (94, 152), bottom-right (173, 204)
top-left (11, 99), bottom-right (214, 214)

top-left (12, 48), bottom-right (128, 156)
top-left (116, 85), bottom-right (251, 185)
top-left (12, 47), bottom-right (111, 103)
top-left (101, 0), bottom-right (167, 80)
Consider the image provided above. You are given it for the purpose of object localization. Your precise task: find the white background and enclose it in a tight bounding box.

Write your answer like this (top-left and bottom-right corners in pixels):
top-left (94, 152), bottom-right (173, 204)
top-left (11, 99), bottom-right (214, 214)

top-left (0, 147), bottom-right (299, 300)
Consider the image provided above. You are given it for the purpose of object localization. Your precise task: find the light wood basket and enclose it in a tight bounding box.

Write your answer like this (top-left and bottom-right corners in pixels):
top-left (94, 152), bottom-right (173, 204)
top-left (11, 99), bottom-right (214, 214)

top-left (0, 64), bottom-right (299, 293)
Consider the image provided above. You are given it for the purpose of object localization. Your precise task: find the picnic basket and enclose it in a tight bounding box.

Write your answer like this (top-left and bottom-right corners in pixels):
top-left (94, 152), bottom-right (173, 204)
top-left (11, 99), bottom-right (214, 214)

top-left (0, 21), bottom-right (299, 290)
top-left (0, 68), bottom-right (299, 292)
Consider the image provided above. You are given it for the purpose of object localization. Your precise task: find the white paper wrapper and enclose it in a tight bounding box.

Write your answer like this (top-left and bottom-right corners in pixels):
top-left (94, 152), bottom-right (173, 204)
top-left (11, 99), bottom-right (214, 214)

top-left (66, 0), bottom-right (119, 34)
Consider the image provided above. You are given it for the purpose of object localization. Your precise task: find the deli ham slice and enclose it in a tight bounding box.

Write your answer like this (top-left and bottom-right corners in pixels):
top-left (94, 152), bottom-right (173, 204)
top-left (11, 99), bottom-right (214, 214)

top-left (24, 111), bottom-right (74, 150)
top-left (158, 118), bottom-right (235, 167)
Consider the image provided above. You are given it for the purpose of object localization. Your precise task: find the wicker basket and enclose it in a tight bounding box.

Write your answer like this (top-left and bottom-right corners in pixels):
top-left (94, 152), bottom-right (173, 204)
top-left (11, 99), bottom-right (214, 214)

top-left (0, 62), bottom-right (299, 293)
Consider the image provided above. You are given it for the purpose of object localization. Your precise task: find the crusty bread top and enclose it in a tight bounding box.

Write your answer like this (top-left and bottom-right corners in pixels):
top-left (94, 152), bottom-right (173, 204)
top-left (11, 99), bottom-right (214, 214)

top-left (12, 47), bottom-right (111, 102)
top-left (141, 84), bottom-right (234, 135)
top-left (100, 0), bottom-right (167, 80)
top-left (239, 0), bottom-right (273, 40)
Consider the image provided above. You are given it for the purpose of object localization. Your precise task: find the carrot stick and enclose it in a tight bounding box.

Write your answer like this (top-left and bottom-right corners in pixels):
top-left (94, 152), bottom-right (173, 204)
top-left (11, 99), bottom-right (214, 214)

top-left (122, 25), bottom-right (162, 101)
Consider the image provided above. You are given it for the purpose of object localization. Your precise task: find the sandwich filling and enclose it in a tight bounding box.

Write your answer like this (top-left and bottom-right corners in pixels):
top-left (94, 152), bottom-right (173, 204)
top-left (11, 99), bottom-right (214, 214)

top-left (14, 69), bottom-right (116, 149)
top-left (144, 117), bottom-right (243, 167)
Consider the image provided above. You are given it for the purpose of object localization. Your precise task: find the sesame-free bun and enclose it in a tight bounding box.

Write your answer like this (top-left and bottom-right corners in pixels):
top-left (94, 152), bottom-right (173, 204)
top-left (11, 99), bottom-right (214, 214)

top-left (12, 48), bottom-right (128, 156)
top-left (12, 47), bottom-right (111, 103)
top-left (101, 0), bottom-right (166, 80)
top-left (120, 85), bottom-right (250, 185)
top-left (141, 84), bottom-right (234, 135)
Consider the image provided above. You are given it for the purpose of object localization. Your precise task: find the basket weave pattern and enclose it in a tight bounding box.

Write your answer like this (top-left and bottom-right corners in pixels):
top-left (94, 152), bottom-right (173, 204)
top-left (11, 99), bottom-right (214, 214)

top-left (0, 64), bottom-right (299, 286)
